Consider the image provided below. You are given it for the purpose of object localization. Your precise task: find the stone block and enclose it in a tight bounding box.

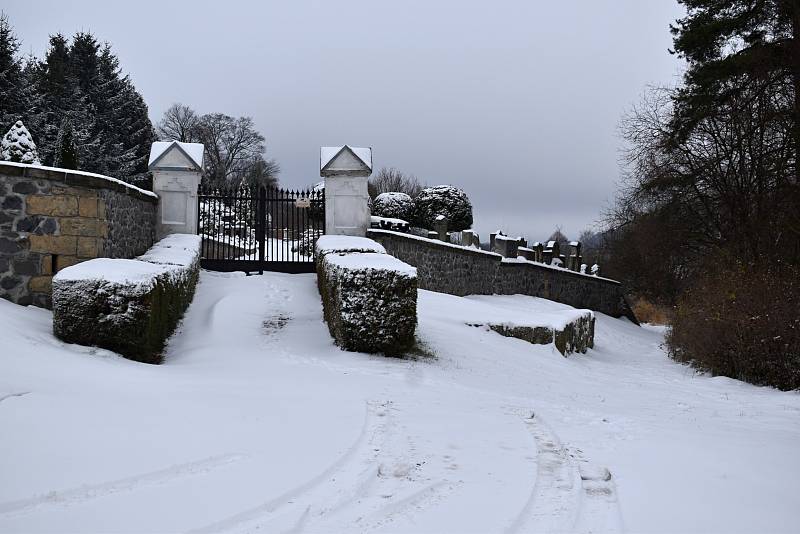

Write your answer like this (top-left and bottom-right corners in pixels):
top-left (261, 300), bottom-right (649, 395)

top-left (0, 275), bottom-right (22, 290)
top-left (56, 255), bottom-right (82, 271)
top-left (2, 195), bottom-right (23, 211)
top-left (98, 221), bottom-right (109, 238)
top-left (27, 195), bottom-right (78, 217)
top-left (38, 218), bottom-right (58, 235)
top-left (40, 255), bottom-right (53, 275)
top-left (13, 258), bottom-right (40, 276)
top-left (12, 181), bottom-right (38, 195)
top-left (29, 235), bottom-right (77, 255)
top-left (29, 275), bottom-right (52, 294)
top-left (77, 237), bottom-right (101, 258)
top-left (79, 197), bottom-right (98, 218)
top-left (15, 215), bottom-right (44, 233)
top-left (0, 236), bottom-right (25, 254)
top-left (60, 217), bottom-right (98, 237)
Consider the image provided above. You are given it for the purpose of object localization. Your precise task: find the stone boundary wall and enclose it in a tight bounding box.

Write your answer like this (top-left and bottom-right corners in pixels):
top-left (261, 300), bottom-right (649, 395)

top-left (367, 229), bottom-right (638, 322)
top-left (0, 162), bottom-right (158, 307)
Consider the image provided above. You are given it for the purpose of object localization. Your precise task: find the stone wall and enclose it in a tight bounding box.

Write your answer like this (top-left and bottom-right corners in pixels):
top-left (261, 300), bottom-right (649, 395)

top-left (367, 229), bottom-right (638, 322)
top-left (0, 162), bottom-right (158, 307)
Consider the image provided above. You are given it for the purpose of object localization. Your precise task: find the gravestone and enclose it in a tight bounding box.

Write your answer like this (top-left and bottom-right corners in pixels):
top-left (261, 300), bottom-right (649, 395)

top-left (433, 215), bottom-right (449, 241)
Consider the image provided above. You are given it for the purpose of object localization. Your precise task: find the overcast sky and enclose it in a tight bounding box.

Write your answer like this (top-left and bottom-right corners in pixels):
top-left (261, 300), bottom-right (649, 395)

top-left (5, 0), bottom-right (685, 240)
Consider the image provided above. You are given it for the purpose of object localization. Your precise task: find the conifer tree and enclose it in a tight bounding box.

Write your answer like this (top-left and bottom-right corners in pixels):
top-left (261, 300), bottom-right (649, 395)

top-left (0, 13), bottom-right (25, 130)
top-left (1, 120), bottom-right (41, 164)
top-left (54, 117), bottom-right (78, 170)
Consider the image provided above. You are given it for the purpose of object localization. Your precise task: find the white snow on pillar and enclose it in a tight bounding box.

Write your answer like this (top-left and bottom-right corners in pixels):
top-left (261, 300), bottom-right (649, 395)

top-left (320, 145), bottom-right (372, 236)
top-left (148, 141), bottom-right (205, 239)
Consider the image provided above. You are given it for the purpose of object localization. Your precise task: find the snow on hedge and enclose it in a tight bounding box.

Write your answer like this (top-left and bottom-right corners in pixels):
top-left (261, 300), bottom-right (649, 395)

top-left (52, 234), bottom-right (201, 364)
top-left (373, 192), bottom-right (413, 220)
top-left (316, 237), bottom-right (417, 355)
top-left (315, 235), bottom-right (386, 258)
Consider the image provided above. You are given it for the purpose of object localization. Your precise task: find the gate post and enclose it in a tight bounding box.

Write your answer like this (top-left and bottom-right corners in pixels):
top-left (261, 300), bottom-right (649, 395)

top-left (320, 145), bottom-right (372, 236)
top-left (256, 186), bottom-right (267, 275)
top-left (148, 141), bottom-right (205, 239)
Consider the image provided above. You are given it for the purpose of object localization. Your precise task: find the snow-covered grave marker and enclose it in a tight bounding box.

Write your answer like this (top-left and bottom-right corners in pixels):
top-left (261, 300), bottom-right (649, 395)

top-left (433, 214), bottom-right (448, 241)
top-left (320, 145), bottom-right (372, 236)
top-left (148, 141), bottom-right (205, 239)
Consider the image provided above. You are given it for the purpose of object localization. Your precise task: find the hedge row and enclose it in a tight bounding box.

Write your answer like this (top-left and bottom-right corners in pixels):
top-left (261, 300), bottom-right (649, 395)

top-left (315, 235), bottom-right (417, 355)
top-left (52, 234), bottom-right (201, 364)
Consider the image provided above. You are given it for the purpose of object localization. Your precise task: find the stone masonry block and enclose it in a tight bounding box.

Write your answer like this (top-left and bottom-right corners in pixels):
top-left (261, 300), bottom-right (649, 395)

top-left (77, 237), bottom-right (101, 258)
top-left (56, 255), bottom-right (82, 271)
top-left (27, 195), bottom-right (78, 217)
top-left (78, 197), bottom-right (98, 218)
top-left (60, 217), bottom-right (98, 237)
top-left (29, 275), bottom-right (52, 294)
top-left (40, 255), bottom-right (53, 275)
top-left (29, 234), bottom-right (77, 255)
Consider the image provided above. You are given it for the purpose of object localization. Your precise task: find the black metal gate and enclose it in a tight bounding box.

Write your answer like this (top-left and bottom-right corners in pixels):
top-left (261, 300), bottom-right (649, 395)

top-left (198, 184), bottom-right (325, 273)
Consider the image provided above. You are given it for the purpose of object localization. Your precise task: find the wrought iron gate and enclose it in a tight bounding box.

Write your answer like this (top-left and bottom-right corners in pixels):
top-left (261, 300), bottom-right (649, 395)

top-left (198, 184), bottom-right (325, 273)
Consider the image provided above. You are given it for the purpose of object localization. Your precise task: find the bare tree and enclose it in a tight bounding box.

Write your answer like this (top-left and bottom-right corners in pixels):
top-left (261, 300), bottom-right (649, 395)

top-left (193, 113), bottom-right (267, 186)
top-left (368, 167), bottom-right (424, 199)
top-left (156, 103), bottom-right (198, 143)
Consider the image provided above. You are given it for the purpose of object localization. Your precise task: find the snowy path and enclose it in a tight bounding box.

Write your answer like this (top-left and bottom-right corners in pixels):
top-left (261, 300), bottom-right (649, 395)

top-left (1, 271), bottom-right (799, 533)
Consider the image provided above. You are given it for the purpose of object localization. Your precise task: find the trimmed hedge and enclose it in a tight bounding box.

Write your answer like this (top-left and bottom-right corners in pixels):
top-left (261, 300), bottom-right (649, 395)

top-left (52, 234), bottom-right (201, 364)
top-left (315, 236), bottom-right (417, 355)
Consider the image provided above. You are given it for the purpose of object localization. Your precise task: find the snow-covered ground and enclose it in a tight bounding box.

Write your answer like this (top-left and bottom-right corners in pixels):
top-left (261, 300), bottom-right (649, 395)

top-left (1, 271), bottom-right (798, 533)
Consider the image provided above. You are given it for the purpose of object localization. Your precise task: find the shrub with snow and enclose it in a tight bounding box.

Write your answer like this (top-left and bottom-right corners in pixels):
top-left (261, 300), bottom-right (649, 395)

top-left (292, 228), bottom-right (324, 256)
top-left (373, 192), bottom-right (413, 221)
top-left (411, 185), bottom-right (473, 231)
top-left (315, 236), bottom-right (417, 355)
top-left (52, 234), bottom-right (201, 364)
top-left (1, 120), bottom-right (41, 165)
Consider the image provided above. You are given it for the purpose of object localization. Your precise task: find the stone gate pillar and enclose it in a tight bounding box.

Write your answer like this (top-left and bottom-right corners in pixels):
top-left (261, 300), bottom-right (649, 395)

top-left (148, 141), bottom-right (205, 238)
top-left (320, 145), bottom-right (372, 236)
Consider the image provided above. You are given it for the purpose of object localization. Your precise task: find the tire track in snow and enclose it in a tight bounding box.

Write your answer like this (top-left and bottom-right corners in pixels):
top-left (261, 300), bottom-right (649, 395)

top-left (0, 391), bottom-right (29, 404)
top-left (506, 414), bottom-right (622, 534)
top-left (0, 453), bottom-right (246, 517)
top-left (186, 400), bottom-right (384, 534)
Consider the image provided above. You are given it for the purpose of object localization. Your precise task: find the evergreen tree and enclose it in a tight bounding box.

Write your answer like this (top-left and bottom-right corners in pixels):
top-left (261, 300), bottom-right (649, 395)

top-left (1, 120), bottom-right (41, 164)
top-left (670, 1), bottom-right (799, 179)
top-left (0, 13), bottom-right (25, 130)
top-left (54, 117), bottom-right (78, 170)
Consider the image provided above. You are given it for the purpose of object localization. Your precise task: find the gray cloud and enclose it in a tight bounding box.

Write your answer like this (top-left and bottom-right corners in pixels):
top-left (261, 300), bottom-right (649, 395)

top-left (5, 0), bottom-right (684, 241)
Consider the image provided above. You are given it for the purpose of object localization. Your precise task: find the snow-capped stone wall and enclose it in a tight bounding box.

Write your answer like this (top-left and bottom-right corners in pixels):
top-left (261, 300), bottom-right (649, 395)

top-left (471, 311), bottom-right (595, 356)
top-left (0, 162), bottom-right (158, 308)
top-left (52, 234), bottom-right (201, 364)
top-left (367, 229), bottom-right (638, 323)
top-left (315, 235), bottom-right (417, 355)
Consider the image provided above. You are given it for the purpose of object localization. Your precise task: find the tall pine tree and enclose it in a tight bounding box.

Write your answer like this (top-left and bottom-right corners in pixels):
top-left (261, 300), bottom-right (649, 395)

top-left (0, 15), bottom-right (154, 184)
top-left (0, 13), bottom-right (25, 131)
top-left (54, 117), bottom-right (79, 170)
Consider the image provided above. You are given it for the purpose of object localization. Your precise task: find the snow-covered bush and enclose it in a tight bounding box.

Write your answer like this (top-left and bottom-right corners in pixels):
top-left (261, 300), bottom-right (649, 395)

top-left (52, 234), bottom-right (201, 364)
top-left (373, 192), bottom-right (413, 221)
top-left (1, 120), bottom-right (41, 165)
top-left (315, 236), bottom-right (417, 355)
top-left (411, 185), bottom-right (473, 231)
top-left (292, 228), bottom-right (323, 256)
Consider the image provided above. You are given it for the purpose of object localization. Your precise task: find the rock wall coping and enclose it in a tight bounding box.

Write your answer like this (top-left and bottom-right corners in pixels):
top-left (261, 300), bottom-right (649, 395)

top-left (367, 229), bottom-right (638, 323)
top-left (0, 161), bottom-right (158, 203)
